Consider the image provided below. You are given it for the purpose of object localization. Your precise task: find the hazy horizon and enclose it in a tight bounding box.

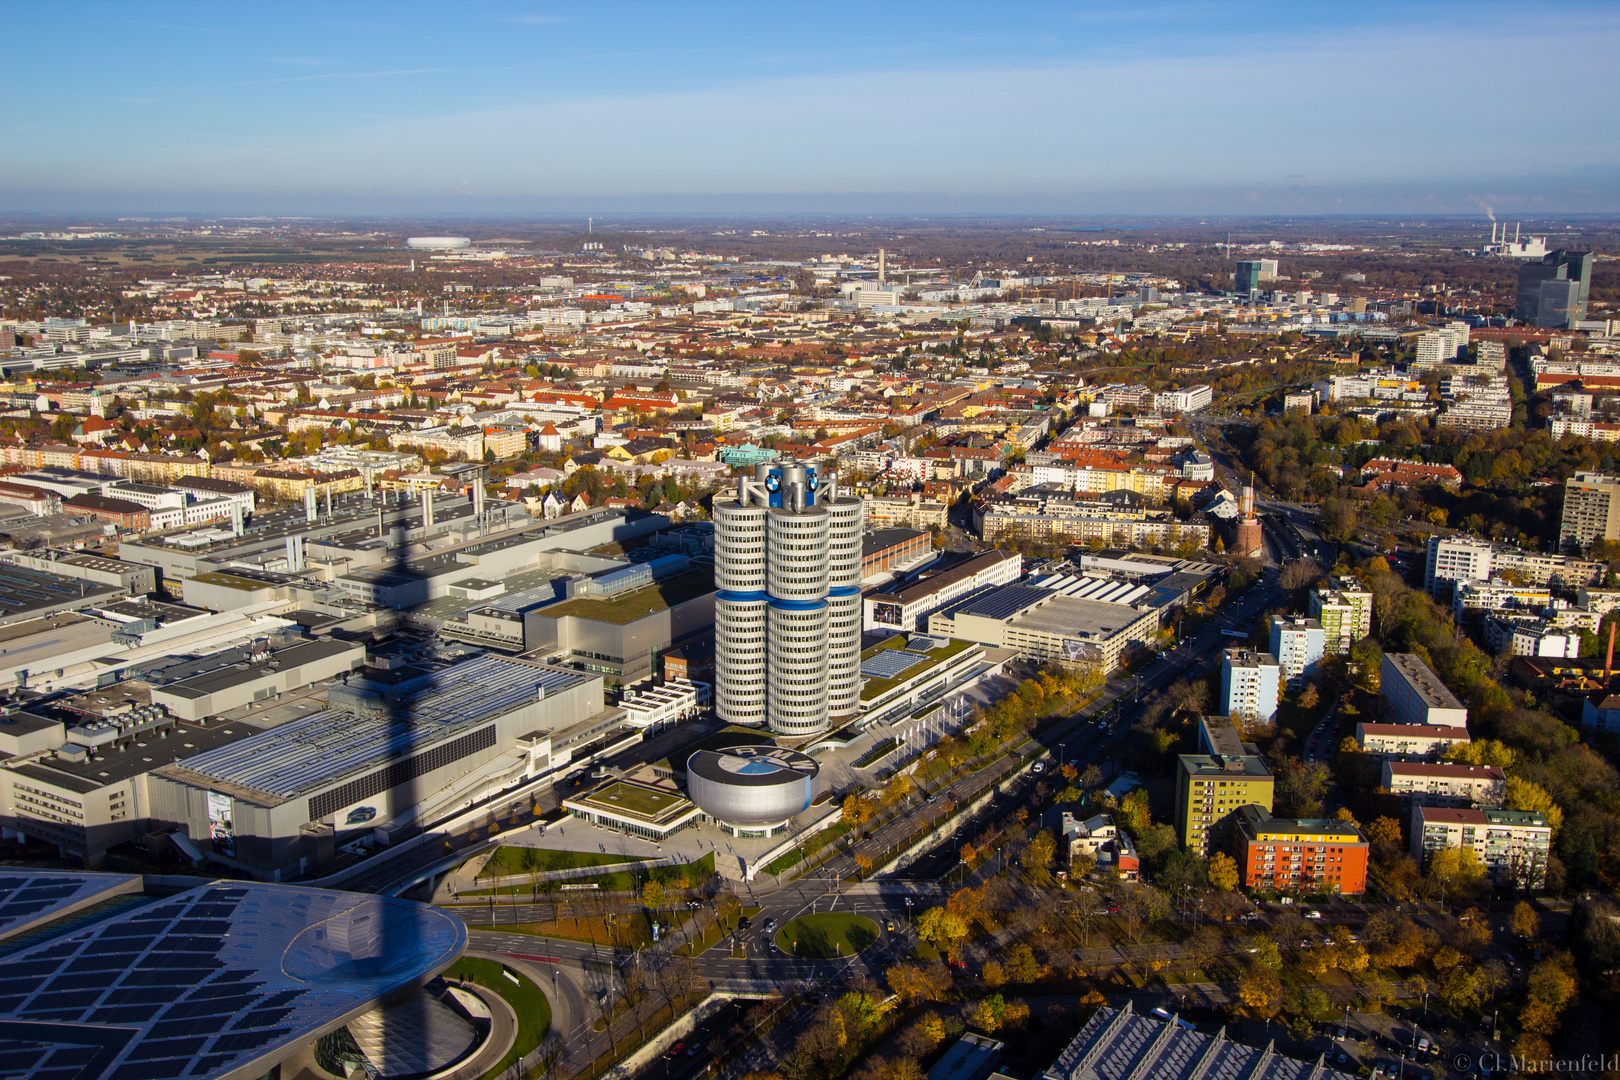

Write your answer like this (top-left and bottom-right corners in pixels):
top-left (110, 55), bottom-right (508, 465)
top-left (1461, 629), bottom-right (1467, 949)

top-left (4, 0), bottom-right (1618, 216)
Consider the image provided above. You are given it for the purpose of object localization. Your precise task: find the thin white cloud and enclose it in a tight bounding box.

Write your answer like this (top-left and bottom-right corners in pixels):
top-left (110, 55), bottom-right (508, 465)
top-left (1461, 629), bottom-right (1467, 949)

top-left (5, 9), bottom-right (1618, 211)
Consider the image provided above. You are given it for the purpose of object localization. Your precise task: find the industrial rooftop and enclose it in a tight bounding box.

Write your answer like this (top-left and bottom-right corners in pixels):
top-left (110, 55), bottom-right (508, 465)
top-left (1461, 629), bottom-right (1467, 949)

top-left (1006, 593), bottom-right (1150, 639)
top-left (159, 655), bottom-right (581, 803)
top-left (1042, 1003), bottom-right (1356, 1080)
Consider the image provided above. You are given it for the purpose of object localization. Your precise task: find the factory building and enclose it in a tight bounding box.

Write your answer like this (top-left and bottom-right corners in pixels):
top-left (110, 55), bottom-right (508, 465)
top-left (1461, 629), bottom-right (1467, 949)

top-left (146, 655), bottom-right (618, 879)
top-left (864, 548), bottom-right (1021, 633)
top-left (926, 584), bottom-right (1157, 672)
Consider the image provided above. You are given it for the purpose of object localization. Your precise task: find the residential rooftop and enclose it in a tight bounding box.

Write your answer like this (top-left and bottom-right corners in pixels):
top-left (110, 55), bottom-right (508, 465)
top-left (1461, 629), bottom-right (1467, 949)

top-left (1384, 652), bottom-right (1467, 710)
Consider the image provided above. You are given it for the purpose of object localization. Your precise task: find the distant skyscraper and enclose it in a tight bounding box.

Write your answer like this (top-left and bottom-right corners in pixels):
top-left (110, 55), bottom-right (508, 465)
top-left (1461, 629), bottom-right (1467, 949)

top-left (1515, 249), bottom-right (1593, 328)
top-left (1234, 261), bottom-right (1263, 295)
top-left (713, 459), bottom-right (864, 737)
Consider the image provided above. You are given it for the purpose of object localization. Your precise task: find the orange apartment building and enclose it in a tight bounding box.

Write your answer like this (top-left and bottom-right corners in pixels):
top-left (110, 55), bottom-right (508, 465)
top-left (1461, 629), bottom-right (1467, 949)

top-left (1234, 805), bottom-right (1369, 895)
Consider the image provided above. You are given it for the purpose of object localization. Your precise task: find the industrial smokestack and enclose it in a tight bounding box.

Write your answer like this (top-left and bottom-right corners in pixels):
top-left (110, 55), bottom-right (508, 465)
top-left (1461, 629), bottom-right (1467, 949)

top-left (1606, 622), bottom-right (1615, 682)
top-left (229, 503), bottom-right (244, 537)
top-left (879, 248), bottom-right (886, 287)
top-left (325, 486), bottom-right (332, 519)
top-left (422, 488), bottom-right (434, 528)
top-left (304, 488), bottom-right (317, 524)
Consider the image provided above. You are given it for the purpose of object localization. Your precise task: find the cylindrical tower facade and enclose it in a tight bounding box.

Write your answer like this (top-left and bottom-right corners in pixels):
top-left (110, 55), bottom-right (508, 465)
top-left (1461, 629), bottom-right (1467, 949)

top-left (823, 497), bottom-right (866, 720)
top-left (713, 500), bottom-right (769, 725)
top-left (711, 458), bottom-right (848, 737)
top-left (767, 603), bottom-right (828, 734)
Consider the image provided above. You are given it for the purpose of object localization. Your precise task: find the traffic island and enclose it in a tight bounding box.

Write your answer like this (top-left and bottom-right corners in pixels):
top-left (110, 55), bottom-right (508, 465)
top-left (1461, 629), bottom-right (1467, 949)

top-left (775, 913), bottom-right (880, 958)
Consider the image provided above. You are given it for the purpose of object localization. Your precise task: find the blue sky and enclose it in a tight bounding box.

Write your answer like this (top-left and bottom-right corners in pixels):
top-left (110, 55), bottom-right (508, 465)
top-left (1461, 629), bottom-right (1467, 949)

top-left (3, 1), bottom-right (1618, 215)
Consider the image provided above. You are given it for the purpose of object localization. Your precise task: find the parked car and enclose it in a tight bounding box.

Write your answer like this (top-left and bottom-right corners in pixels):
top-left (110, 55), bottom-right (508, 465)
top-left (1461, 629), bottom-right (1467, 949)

top-left (947, 959), bottom-right (968, 971)
top-left (1305, 910), bottom-right (1322, 920)
top-left (669, 1043), bottom-right (687, 1058)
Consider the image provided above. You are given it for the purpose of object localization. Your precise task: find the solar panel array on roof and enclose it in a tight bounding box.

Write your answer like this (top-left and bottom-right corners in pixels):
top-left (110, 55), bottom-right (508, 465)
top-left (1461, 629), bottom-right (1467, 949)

top-left (0, 873), bottom-right (142, 940)
top-left (1043, 1003), bottom-right (1357, 1080)
top-left (941, 584), bottom-right (1049, 622)
top-left (860, 650), bottom-right (928, 680)
top-left (177, 655), bottom-right (576, 799)
top-left (1031, 573), bottom-right (1150, 606)
top-left (0, 882), bottom-right (465, 1080)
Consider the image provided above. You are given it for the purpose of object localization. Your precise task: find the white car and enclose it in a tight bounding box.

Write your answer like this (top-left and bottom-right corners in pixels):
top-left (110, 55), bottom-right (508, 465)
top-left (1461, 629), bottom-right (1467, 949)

top-left (1304, 910), bottom-right (1322, 920)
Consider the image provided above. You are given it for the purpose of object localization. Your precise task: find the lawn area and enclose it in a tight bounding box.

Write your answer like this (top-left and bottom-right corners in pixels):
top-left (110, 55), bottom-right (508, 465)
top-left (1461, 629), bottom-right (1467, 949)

top-left (534, 571), bottom-right (713, 625)
top-left (678, 905), bottom-right (760, 957)
top-left (576, 780), bottom-right (686, 818)
top-left (442, 957), bottom-right (551, 1076)
top-left (476, 846), bottom-right (649, 879)
top-left (775, 912), bottom-right (879, 958)
top-left (763, 848), bottom-right (805, 875)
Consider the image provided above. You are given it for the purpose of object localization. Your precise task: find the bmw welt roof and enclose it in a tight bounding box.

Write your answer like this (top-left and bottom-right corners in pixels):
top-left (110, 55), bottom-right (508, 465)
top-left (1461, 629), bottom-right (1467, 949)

top-left (163, 654), bottom-right (583, 804)
top-left (0, 871), bottom-right (142, 942)
top-left (687, 745), bottom-right (819, 787)
top-left (0, 880), bottom-right (466, 1080)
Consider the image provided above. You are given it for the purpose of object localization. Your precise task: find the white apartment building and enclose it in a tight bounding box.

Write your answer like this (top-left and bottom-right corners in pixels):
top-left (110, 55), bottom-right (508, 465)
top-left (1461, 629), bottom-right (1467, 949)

top-left (1355, 722), bottom-right (1471, 760)
top-left (1451, 578), bottom-right (1552, 620)
top-left (1414, 330), bottom-right (1460, 367)
top-left (1484, 617), bottom-right (1582, 658)
top-left (1220, 649), bottom-right (1280, 722)
top-left (1410, 806), bottom-right (1551, 888)
top-left (1309, 579), bottom-right (1373, 654)
top-left (1268, 615), bottom-right (1325, 686)
top-left (1381, 761), bottom-right (1506, 808)
top-left (1381, 652), bottom-right (1468, 728)
top-left (1152, 385), bottom-right (1212, 413)
top-left (1425, 535), bottom-right (1495, 599)
top-left (865, 492), bottom-right (949, 530)
top-left (1560, 472), bottom-right (1620, 550)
